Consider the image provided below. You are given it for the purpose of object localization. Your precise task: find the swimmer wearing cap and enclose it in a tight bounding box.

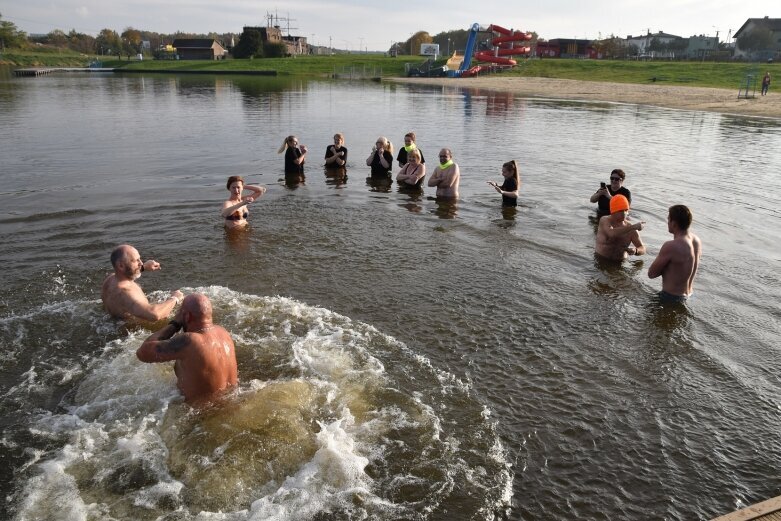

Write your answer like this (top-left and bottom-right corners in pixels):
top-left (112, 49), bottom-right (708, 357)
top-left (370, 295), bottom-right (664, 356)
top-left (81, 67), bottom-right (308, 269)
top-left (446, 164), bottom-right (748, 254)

top-left (595, 194), bottom-right (646, 261)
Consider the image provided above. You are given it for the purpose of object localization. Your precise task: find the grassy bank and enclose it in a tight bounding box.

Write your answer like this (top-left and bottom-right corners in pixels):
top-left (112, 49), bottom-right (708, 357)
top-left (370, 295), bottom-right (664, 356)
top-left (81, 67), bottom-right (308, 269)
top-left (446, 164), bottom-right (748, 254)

top-left (503, 58), bottom-right (779, 90)
top-left (109, 53), bottom-right (411, 77)
top-left (3, 50), bottom-right (778, 90)
top-left (0, 49), bottom-right (92, 67)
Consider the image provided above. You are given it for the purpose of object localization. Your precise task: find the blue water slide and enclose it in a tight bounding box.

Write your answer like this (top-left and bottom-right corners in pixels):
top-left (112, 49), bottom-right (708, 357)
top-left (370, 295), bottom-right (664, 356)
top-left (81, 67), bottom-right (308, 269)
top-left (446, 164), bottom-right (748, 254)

top-left (459, 23), bottom-right (481, 72)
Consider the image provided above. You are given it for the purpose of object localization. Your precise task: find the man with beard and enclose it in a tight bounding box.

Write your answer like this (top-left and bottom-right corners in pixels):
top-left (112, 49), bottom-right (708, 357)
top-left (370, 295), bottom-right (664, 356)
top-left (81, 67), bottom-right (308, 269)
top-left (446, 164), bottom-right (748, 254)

top-left (101, 244), bottom-right (183, 321)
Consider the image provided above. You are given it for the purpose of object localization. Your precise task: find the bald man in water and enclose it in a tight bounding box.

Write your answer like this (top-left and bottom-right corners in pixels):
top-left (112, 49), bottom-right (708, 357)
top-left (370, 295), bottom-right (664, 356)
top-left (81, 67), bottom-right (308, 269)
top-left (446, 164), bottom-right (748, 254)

top-left (137, 293), bottom-right (238, 405)
top-left (101, 244), bottom-right (183, 321)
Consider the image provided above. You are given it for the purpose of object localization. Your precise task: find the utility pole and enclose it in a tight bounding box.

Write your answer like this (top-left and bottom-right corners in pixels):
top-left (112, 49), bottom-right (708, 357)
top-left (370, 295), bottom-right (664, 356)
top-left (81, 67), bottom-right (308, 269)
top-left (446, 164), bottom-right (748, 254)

top-left (358, 37), bottom-right (364, 54)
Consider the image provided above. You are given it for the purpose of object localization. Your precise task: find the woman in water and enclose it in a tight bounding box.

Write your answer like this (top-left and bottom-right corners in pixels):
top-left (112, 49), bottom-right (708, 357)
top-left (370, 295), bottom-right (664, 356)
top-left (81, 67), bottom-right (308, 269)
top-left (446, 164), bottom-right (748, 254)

top-left (278, 135), bottom-right (307, 175)
top-left (324, 133), bottom-right (348, 168)
top-left (396, 131), bottom-right (425, 168)
top-left (221, 175), bottom-right (266, 229)
top-left (488, 160), bottom-right (520, 207)
top-left (366, 137), bottom-right (394, 178)
top-left (590, 168), bottom-right (631, 217)
top-left (396, 148), bottom-right (426, 188)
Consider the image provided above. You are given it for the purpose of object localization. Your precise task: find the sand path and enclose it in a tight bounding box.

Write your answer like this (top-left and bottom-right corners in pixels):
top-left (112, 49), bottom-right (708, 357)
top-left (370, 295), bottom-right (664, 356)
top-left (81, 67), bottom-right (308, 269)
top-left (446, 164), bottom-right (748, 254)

top-left (388, 77), bottom-right (781, 119)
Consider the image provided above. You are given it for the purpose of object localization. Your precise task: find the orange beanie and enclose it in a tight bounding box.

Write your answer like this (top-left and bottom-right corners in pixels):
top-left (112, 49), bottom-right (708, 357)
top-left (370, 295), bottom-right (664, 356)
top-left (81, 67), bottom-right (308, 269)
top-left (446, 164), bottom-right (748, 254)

top-left (610, 194), bottom-right (630, 214)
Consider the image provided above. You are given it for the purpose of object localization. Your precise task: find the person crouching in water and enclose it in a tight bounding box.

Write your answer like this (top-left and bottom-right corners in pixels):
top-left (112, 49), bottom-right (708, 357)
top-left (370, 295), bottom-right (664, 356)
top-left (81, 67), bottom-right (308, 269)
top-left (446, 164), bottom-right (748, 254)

top-left (595, 194), bottom-right (646, 261)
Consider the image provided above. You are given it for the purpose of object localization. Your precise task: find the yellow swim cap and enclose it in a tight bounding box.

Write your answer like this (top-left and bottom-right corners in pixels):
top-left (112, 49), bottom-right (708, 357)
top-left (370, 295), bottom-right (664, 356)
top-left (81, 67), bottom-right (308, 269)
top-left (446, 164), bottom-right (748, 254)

top-left (610, 194), bottom-right (630, 214)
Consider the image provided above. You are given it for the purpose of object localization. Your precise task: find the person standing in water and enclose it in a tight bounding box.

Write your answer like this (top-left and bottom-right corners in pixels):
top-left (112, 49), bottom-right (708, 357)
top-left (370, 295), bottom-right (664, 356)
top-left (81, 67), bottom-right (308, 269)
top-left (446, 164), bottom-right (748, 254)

top-left (101, 244), bottom-right (183, 322)
top-left (324, 133), bottom-right (348, 169)
top-left (396, 131), bottom-right (425, 168)
top-left (761, 71), bottom-right (771, 96)
top-left (590, 168), bottom-right (631, 217)
top-left (221, 175), bottom-right (266, 229)
top-left (396, 148), bottom-right (426, 188)
top-left (488, 160), bottom-right (520, 207)
top-left (428, 148), bottom-right (460, 199)
top-left (648, 205), bottom-right (702, 303)
top-left (279, 135), bottom-right (307, 175)
top-left (595, 195), bottom-right (646, 261)
top-left (137, 293), bottom-right (238, 405)
top-left (366, 137), bottom-right (394, 178)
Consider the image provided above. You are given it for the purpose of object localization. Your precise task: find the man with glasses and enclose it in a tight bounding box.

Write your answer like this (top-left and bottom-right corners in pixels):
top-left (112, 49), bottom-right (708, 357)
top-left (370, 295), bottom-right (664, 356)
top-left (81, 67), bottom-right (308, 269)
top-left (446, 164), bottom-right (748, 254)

top-left (428, 148), bottom-right (460, 198)
top-left (590, 168), bottom-right (631, 217)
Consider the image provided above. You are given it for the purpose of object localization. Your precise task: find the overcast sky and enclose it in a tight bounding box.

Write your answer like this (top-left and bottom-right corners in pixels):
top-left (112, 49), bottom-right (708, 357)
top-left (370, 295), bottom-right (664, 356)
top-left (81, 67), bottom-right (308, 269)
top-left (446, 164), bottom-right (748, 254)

top-left (3, 1), bottom-right (777, 49)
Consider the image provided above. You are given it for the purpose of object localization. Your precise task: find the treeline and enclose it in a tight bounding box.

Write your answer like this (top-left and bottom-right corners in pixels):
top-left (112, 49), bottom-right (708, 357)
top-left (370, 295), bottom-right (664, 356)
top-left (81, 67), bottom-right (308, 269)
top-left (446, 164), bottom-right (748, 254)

top-left (0, 12), bottom-right (236, 56)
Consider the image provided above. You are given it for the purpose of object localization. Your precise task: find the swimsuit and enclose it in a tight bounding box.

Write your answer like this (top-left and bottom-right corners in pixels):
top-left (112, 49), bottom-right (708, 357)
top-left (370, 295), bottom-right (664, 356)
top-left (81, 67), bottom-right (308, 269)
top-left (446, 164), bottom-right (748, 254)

top-left (658, 290), bottom-right (688, 304)
top-left (225, 211), bottom-right (248, 222)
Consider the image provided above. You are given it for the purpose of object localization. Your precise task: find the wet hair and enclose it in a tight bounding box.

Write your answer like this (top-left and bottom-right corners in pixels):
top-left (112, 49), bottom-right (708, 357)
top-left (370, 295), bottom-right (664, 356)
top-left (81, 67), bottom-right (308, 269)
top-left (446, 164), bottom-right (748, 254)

top-left (376, 137), bottom-right (394, 155)
top-left (226, 175), bottom-right (244, 190)
top-left (278, 135), bottom-right (297, 154)
top-left (668, 205), bottom-right (692, 231)
top-left (334, 133), bottom-right (344, 142)
top-left (503, 160), bottom-right (520, 187)
top-left (408, 149), bottom-right (422, 161)
top-left (404, 132), bottom-right (416, 142)
top-left (611, 168), bottom-right (626, 181)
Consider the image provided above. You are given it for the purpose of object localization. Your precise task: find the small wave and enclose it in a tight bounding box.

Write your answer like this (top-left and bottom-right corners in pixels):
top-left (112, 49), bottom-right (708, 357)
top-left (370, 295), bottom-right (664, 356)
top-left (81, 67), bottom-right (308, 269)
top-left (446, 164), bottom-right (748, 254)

top-left (9, 287), bottom-right (512, 520)
top-left (0, 208), bottom-right (95, 225)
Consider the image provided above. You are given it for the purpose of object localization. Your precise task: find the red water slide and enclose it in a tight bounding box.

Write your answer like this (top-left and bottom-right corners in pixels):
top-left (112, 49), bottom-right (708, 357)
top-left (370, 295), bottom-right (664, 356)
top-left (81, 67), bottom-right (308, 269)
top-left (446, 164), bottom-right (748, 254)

top-left (473, 24), bottom-right (532, 67)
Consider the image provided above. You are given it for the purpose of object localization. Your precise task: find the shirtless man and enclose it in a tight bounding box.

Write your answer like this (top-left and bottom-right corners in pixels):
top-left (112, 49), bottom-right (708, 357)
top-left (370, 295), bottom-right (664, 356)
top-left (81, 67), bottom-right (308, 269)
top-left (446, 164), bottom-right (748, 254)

top-left (648, 205), bottom-right (702, 303)
top-left (595, 194), bottom-right (646, 261)
top-left (101, 244), bottom-right (183, 321)
top-left (428, 148), bottom-right (460, 198)
top-left (136, 293), bottom-right (238, 405)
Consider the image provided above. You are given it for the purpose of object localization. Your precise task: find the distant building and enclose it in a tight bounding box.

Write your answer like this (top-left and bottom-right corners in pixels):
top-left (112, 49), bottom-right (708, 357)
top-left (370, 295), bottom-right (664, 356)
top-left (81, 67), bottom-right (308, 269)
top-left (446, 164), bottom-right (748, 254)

top-left (733, 16), bottom-right (781, 59)
top-left (685, 35), bottom-right (719, 59)
top-left (171, 39), bottom-right (227, 60)
top-left (534, 39), bottom-right (597, 59)
top-left (243, 25), bottom-right (309, 55)
top-left (626, 31), bottom-right (682, 54)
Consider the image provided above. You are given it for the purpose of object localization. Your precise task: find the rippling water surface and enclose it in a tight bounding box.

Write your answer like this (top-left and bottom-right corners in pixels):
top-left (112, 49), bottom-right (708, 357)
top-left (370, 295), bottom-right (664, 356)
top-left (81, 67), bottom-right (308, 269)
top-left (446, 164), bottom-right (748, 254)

top-left (1, 68), bottom-right (781, 520)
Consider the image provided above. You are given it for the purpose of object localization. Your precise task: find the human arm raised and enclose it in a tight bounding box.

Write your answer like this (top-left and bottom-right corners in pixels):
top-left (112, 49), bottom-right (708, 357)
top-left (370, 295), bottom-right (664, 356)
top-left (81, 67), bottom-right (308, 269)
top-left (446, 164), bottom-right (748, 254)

top-left (590, 186), bottom-right (609, 203)
top-left (124, 289), bottom-right (183, 322)
top-left (136, 308), bottom-right (189, 362)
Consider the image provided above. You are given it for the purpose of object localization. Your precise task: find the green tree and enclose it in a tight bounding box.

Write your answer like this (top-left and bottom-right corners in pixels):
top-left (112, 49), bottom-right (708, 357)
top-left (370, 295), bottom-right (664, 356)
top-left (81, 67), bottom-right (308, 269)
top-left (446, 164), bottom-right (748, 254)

top-left (68, 30), bottom-right (96, 54)
top-left (95, 28), bottom-right (122, 55)
top-left (46, 29), bottom-right (68, 47)
top-left (0, 12), bottom-right (27, 49)
top-left (121, 27), bottom-right (142, 53)
top-left (405, 31), bottom-right (433, 55)
top-left (264, 41), bottom-right (286, 58)
top-left (232, 28), bottom-right (262, 58)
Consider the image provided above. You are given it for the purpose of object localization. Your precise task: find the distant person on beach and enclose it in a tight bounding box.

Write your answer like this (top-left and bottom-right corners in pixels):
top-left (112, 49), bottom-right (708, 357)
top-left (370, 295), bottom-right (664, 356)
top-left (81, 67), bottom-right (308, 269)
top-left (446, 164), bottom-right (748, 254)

top-left (648, 205), bottom-right (702, 303)
top-left (101, 244), bottom-right (183, 321)
top-left (221, 175), bottom-right (266, 229)
top-left (324, 133), bottom-right (348, 168)
top-left (136, 293), bottom-right (238, 405)
top-left (396, 131), bottom-right (425, 168)
top-left (488, 160), bottom-right (520, 207)
top-left (396, 148), bottom-right (426, 188)
top-left (279, 135), bottom-right (307, 175)
top-left (761, 72), bottom-right (771, 96)
top-left (595, 195), bottom-right (646, 261)
top-left (366, 137), bottom-right (394, 178)
top-left (590, 168), bottom-right (631, 217)
top-left (428, 148), bottom-right (460, 199)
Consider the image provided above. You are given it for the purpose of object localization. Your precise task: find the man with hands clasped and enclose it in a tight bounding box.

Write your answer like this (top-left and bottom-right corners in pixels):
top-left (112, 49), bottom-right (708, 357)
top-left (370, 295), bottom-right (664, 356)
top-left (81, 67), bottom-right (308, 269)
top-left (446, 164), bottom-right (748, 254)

top-left (101, 244), bottom-right (183, 322)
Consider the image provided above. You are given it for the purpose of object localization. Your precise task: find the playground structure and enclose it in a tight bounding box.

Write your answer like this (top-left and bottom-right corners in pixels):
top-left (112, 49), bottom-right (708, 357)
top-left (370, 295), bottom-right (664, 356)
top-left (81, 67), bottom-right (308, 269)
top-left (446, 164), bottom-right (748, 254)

top-left (451, 23), bottom-right (533, 77)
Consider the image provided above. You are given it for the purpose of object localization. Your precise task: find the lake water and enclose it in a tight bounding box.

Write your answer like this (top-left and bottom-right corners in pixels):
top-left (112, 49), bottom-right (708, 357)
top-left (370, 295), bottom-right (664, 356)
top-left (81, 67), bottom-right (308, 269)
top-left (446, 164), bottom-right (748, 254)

top-left (1, 66), bottom-right (781, 520)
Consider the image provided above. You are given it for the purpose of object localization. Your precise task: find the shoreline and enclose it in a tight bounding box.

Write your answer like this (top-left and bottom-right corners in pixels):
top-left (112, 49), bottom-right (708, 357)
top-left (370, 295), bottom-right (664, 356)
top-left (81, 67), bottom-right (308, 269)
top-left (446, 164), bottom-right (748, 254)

top-left (387, 76), bottom-right (781, 119)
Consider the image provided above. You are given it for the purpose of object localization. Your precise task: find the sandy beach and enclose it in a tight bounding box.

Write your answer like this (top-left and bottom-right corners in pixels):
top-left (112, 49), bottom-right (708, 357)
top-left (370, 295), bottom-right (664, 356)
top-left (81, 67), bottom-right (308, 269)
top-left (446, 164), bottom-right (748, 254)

top-left (389, 76), bottom-right (781, 119)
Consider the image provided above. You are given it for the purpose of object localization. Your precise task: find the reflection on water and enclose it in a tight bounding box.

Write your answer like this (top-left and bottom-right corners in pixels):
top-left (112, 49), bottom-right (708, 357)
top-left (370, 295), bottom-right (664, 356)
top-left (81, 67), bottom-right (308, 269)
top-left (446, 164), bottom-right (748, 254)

top-left (365, 174), bottom-right (393, 192)
top-left (284, 172), bottom-right (306, 189)
top-left (324, 167), bottom-right (348, 188)
top-left (2, 71), bottom-right (781, 521)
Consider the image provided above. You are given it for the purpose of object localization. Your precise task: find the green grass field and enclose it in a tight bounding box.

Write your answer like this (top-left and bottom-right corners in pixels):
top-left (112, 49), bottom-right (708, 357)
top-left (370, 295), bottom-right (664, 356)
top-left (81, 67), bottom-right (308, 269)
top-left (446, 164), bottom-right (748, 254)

top-left (3, 49), bottom-right (778, 90)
